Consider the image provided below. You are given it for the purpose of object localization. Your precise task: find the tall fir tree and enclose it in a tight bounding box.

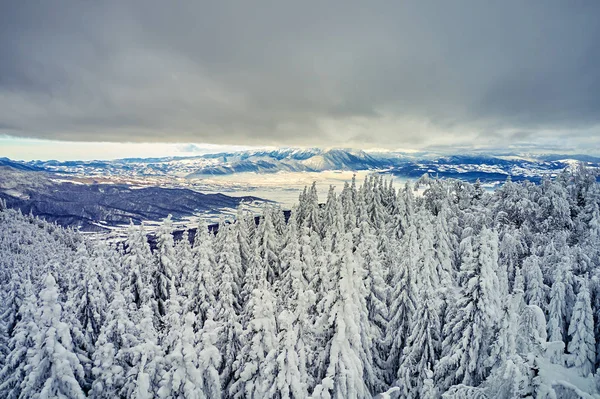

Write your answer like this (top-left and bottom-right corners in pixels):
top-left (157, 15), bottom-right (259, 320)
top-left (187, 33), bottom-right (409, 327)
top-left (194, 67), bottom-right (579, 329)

top-left (154, 215), bottom-right (177, 319)
top-left (311, 233), bottom-right (372, 399)
top-left (386, 223), bottom-right (418, 383)
top-left (91, 286), bottom-right (141, 399)
top-left (20, 274), bottom-right (86, 399)
top-left (0, 280), bottom-right (38, 399)
top-left (435, 227), bottom-right (501, 391)
top-left (186, 218), bottom-right (218, 326)
top-left (230, 278), bottom-right (279, 398)
top-left (197, 311), bottom-right (222, 399)
top-left (122, 222), bottom-right (156, 311)
top-left (567, 278), bottom-right (595, 376)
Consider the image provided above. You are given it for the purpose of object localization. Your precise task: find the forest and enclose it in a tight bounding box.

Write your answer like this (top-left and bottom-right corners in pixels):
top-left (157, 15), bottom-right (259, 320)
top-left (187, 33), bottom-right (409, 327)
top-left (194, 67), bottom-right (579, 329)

top-left (1, 168), bottom-right (599, 398)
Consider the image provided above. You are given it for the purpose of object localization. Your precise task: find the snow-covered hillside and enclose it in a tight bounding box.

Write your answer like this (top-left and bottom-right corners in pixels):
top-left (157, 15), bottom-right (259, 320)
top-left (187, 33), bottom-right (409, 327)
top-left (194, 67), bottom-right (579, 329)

top-left (0, 165), bottom-right (263, 232)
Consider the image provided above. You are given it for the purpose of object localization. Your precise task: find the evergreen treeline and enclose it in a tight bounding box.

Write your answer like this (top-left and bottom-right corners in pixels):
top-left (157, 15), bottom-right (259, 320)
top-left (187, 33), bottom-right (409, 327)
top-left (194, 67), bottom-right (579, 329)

top-left (1, 168), bottom-right (600, 398)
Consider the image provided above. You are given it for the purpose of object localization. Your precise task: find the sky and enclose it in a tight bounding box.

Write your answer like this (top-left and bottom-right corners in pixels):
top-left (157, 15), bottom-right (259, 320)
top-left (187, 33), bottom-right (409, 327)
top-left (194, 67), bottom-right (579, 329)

top-left (1, 1), bottom-right (599, 160)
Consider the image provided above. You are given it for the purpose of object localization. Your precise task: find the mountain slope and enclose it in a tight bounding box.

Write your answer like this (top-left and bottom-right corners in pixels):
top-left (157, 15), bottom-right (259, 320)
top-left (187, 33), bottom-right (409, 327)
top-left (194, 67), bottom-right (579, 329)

top-left (0, 166), bottom-right (261, 231)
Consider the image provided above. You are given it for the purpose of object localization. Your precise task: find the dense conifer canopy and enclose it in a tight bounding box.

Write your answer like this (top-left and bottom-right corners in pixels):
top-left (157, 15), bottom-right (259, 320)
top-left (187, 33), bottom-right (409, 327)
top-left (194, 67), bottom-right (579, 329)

top-left (1, 167), bottom-right (599, 397)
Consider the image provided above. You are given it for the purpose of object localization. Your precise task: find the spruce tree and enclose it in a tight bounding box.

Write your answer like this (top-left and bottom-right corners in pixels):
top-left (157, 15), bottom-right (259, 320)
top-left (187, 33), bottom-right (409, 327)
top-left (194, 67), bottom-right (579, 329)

top-left (197, 311), bottom-right (222, 398)
top-left (91, 287), bottom-right (140, 399)
top-left (230, 280), bottom-right (278, 398)
top-left (186, 218), bottom-right (218, 326)
top-left (547, 265), bottom-right (568, 345)
top-left (154, 215), bottom-right (177, 318)
top-left (158, 309), bottom-right (204, 399)
top-left (0, 281), bottom-right (38, 399)
top-left (386, 223), bottom-right (418, 382)
top-left (275, 214), bottom-right (315, 397)
top-left (20, 273), bottom-right (86, 399)
top-left (311, 233), bottom-right (371, 399)
top-left (122, 222), bottom-right (155, 310)
top-left (214, 228), bottom-right (243, 391)
top-left (435, 227), bottom-right (501, 390)
top-left (523, 255), bottom-right (546, 309)
top-left (567, 278), bottom-right (595, 376)
top-left (121, 304), bottom-right (164, 399)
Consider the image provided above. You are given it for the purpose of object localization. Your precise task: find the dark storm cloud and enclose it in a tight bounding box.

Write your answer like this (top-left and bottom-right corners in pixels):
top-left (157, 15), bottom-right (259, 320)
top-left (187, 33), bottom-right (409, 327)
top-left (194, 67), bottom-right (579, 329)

top-left (0, 0), bottom-right (599, 150)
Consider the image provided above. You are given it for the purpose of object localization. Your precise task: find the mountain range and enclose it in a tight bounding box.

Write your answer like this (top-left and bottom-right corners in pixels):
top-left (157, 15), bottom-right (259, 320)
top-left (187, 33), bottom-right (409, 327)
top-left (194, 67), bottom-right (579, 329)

top-left (11, 148), bottom-right (600, 183)
top-left (2, 148), bottom-right (599, 232)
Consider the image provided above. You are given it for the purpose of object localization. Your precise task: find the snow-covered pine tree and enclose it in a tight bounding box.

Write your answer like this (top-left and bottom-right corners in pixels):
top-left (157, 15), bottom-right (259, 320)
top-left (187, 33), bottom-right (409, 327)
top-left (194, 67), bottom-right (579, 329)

top-left (271, 204), bottom-right (287, 237)
top-left (91, 286), bottom-right (141, 398)
top-left (395, 214), bottom-right (442, 398)
top-left (523, 255), bottom-right (546, 309)
top-left (233, 204), bottom-right (255, 274)
top-left (197, 311), bottom-right (222, 398)
top-left (386, 223), bottom-right (418, 383)
top-left (310, 229), bottom-right (335, 332)
top-left (64, 243), bottom-right (109, 388)
top-left (0, 280), bottom-right (38, 399)
top-left (274, 212), bottom-right (315, 397)
top-left (174, 230), bottom-right (193, 294)
top-left (567, 277), bottom-right (595, 376)
top-left (216, 221), bottom-right (245, 296)
top-left (547, 263), bottom-right (568, 345)
top-left (198, 310), bottom-right (222, 398)
top-left (90, 239), bottom-right (121, 301)
top-left (230, 264), bottom-right (278, 398)
top-left (0, 276), bottom-right (21, 367)
top-left (274, 309), bottom-right (310, 399)
top-left (121, 304), bottom-right (164, 399)
top-left (340, 180), bottom-right (357, 235)
top-left (498, 226), bottom-right (526, 294)
top-left (435, 227), bottom-right (501, 391)
top-left (483, 291), bottom-right (531, 398)
top-left (311, 232), bottom-right (371, 399)
top-left (396, 287), bottom-right (441, 398)
top-left (158, 308), bottom-right (203, 399)
top-left (214, 225), bottom-right (243, 391)
top-left (20, 273), bottom-right (86, 399)
top-left (299, 182), bottom-right (322, 236)
top-left (321, 186), bottom-right (339, 239)
top-left (388, 183), bottom-right (410, 244)
top-left (299, 225), bottom-right (317, 292)
top-left (279, 209), bottom-right (300, 277)
top-left (239, 244), bottom-right (264, 323)
top-left (355, 203), bottom-right (388, 393)
top-left (368, 178), bottom-right (387, 233)
top-left (433, 206), bottom-right (457, 287)
top-left (122, 221), bottom-right (155, 310)
top-left (186, 218), bottom-right (218, 327)
top-left (154, 215), bottom-right (177, 319)
top-left (254, 205), bottom-right (281, 285)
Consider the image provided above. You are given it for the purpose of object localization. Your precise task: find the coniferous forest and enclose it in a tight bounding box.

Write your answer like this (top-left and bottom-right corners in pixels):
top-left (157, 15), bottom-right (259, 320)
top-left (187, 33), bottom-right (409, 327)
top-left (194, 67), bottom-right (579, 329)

top-left (1, 169), bottom-right (600, 398)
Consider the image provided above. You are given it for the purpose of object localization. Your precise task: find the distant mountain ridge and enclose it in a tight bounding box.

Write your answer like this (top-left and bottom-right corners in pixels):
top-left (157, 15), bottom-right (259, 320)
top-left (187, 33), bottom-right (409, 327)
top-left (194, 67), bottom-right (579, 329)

top-left (1, 148), bottom-right (599, 231)
top-left (6, 148), bottom-right (600, 183)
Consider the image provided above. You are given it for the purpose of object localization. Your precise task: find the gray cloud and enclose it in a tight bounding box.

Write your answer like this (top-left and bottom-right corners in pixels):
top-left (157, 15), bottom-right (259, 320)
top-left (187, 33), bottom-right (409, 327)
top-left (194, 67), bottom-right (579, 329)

top-left (0, 0), bottom-right (599, 151)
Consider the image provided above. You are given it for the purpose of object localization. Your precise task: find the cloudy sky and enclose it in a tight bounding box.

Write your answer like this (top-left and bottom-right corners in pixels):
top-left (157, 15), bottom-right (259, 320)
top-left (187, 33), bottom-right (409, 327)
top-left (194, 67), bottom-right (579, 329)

top-left (1, 1), bottom-right (599, 159)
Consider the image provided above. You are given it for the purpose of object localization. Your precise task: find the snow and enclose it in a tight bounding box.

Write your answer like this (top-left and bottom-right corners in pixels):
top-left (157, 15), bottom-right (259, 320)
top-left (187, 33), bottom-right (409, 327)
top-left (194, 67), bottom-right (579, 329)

top-left (2, 169), bottom-right (600, 398)
top-left (538, 362), bottom-right (600, 398)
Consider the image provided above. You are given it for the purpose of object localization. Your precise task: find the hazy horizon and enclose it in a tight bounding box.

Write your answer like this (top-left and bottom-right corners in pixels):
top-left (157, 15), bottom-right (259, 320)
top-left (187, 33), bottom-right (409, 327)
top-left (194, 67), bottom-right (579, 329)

top-left (4, 137), bottom-right (600, 162)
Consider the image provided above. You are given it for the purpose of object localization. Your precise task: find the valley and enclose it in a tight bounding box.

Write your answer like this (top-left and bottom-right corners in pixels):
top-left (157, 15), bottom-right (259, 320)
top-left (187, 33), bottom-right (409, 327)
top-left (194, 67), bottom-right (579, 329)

top-left (1, 148), bottom-right (598, 235)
